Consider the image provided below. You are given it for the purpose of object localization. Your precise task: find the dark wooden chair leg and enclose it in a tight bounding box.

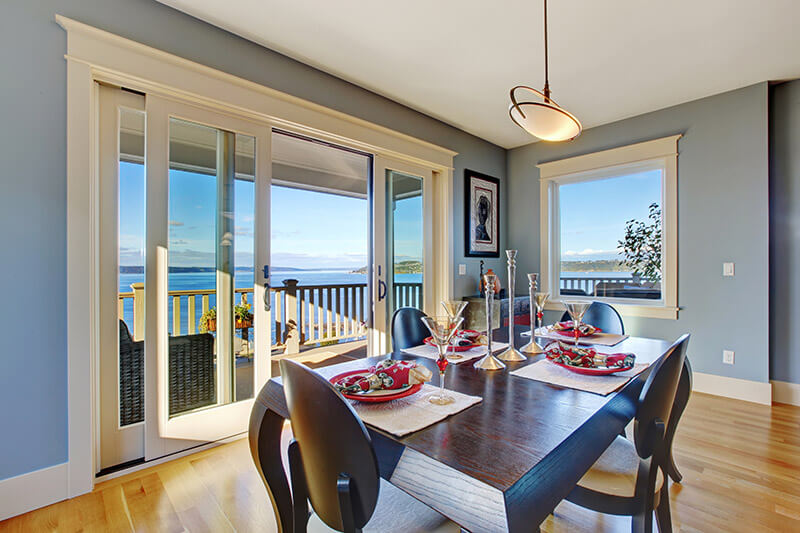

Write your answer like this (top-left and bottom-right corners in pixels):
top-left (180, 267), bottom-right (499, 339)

top-left (655, 481), bottom-right (672, 533)
top-left (665, 359), bottom-right (692, 483)
top-left (288, 440), bottom-right (309, 533)
top-left (337, 473), bottom-right (361, 533)
top-left (249, 404), bottom-right (293, 533)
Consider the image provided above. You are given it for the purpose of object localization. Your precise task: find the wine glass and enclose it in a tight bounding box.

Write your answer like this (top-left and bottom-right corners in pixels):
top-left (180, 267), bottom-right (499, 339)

top-left (421, 315), bottom-right (463, 405)
top-left (533, 292), bottom-right (550, 336)
top-left (564, 300), bottom-right (592, 348)
top-left (441, 300), bottom-right (468, 360)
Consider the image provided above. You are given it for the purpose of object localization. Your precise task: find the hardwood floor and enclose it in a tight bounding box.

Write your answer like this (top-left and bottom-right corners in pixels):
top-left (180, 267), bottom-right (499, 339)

top-left (2, 393), bottom-right (799, 532)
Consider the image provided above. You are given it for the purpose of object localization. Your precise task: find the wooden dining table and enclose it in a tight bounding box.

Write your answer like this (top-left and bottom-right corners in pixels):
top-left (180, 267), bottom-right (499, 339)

top-left (249, 325), bottom-right (672, 532)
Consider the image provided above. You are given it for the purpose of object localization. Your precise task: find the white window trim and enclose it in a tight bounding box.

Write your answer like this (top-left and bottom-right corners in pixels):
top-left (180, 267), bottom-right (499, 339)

top-left (56, 14), bottom-right (456, 507)
top-left (538, 135), bottom-right (681, 320)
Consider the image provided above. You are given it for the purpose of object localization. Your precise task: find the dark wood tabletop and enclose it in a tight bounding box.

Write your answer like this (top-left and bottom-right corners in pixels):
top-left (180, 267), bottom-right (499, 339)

top-left (249, 325), bottom-right (673, 532)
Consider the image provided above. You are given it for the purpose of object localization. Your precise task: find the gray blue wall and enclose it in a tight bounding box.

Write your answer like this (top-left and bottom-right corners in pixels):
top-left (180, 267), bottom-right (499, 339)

top-left (770, 80), bottom-right (800, 384)
top-left (0, 0), bottom-right (505, 481)
top-left (507, 83), bottom-right (770, 384)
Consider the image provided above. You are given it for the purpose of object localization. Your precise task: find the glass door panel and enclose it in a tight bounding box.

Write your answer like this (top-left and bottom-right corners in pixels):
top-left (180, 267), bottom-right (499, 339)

top-left (386, 171), bottom-right (424, 316)
top-left (371, 157), bottom-right (432, 355)
top-left (145, 95), bottom-right (270, 453)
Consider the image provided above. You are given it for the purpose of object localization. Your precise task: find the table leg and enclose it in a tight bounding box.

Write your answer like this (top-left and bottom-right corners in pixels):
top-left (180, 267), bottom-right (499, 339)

top-left (249, 400), bottom-right (293, 533)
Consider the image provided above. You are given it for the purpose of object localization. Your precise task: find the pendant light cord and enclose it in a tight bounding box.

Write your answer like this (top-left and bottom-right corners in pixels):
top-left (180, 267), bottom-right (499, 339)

top-left (543, 0), bottom-right (551, 102)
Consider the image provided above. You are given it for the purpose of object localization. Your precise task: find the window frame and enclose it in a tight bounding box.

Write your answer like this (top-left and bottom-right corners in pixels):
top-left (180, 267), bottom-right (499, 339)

top-left (538, 135), bottom-right (680, 320)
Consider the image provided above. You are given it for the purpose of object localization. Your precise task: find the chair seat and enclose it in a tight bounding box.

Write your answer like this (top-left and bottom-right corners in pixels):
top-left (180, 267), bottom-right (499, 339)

top-left (577, 436), bottom-right (664, 498)
top-left (307, 479), bottom-right (460, 533)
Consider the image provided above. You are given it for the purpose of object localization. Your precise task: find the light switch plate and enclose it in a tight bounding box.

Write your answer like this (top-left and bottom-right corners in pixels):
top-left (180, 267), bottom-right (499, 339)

top-left (458, 264), bottom-right (467, 276)
top-left (723, 350), bottom-right (735, 365)
top-left (723, 262), bottom-right (735, 277)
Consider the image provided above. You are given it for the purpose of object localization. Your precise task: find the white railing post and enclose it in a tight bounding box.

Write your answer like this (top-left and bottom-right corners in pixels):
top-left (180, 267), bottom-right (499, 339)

top-left (131, 282), bottom-right (145, 341)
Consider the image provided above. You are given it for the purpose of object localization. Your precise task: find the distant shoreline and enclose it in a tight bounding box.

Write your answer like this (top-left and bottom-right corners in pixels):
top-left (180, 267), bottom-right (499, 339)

top-left (119, 266), bottom-right (356, 274)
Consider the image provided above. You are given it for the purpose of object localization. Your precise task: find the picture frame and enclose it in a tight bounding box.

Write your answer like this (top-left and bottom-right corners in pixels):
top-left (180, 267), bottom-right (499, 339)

top-left (464, 169), bottom-right (500, 257)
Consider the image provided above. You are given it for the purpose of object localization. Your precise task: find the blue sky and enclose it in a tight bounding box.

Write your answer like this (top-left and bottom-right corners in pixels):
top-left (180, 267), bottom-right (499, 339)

top-left (559, 169), bottom-right (661, 261)
top-left (119, 162), bottom-right (422, 269)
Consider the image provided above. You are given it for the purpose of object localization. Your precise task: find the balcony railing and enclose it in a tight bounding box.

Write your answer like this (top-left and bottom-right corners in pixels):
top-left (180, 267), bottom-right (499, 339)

top-left (119, 279), bottom-right (424, 353)
top-left (560, 275), bottom-right (661, 299)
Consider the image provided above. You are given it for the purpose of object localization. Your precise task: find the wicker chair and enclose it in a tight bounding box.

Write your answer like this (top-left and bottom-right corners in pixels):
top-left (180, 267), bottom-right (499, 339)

top-left (118, 320), bottom-right (216, 423)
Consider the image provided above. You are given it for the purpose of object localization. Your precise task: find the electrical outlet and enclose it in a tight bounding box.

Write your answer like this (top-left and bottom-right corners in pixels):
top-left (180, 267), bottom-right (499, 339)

top-left (458, 264), bottom-right (467, 276)
top-left (723, 262), bottom-right (735, 277)
top-left (723, 350), bottom-right (735, 365)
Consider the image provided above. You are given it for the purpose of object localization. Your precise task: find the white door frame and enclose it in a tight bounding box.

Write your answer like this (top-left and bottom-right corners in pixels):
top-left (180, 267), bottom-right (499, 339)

top-left (60, 14), bottom-right (454, 501)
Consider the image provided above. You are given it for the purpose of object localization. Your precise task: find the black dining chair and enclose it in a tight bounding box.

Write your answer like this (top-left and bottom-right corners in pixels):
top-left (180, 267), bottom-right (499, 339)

top-left (390, 307), bottom-right (429, 352)
top-left (560, 301), bottom-right (625, 335)
top-left (279, 359), bottom-right (458, 533)
top-left (565, 334), bottom-right (690, 533)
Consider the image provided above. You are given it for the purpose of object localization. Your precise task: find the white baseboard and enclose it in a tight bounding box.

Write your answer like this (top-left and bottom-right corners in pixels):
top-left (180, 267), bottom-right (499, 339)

top-left (693, 372), bottom-right (772, 405)
top-left (0, 462), bottom-right (68, 521)
top-left (771, 380), bottom-right (800, 406)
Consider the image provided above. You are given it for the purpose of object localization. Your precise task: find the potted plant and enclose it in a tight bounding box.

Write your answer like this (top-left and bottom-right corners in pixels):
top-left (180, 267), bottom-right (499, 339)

top-left (199, 307), bottom-right (217, 333)
top-left (198, 304), bottom-right (253, 333)
top-left (235, 302), bottom-right (253, 329)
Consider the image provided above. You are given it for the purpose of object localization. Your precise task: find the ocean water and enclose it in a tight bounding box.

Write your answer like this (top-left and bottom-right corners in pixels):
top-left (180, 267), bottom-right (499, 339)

top-left (118, 268), bottom-right (422, 340)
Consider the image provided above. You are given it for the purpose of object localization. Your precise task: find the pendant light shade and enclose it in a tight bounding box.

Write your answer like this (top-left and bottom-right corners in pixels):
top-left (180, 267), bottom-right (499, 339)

top-left (508, 0), bottom-right (582, 142)
top-left (509, 86), bottom-right (582, 142)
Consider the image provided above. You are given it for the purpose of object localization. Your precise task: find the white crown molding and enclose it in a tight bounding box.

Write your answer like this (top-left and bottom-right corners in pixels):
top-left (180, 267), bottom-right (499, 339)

top-left (0, 463), bottom-right (68, 521)
top-left (55, 15), bottom-right (457, 171)
top-left (693, 372), bottom-right (772, 406)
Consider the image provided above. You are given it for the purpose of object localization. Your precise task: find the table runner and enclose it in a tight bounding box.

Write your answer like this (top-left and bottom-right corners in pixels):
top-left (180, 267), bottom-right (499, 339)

top-left (401, 342), bottom-right (509, 363)
top-left (350, 384), bottom-right (482, 437)
top-left (511, 359), bottom-right (649, 396)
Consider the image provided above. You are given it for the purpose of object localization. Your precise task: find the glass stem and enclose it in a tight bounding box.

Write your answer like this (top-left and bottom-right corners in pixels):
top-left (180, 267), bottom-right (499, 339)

top-left (439, 371), bottom-right (446, 397)
top-left (574, 320), bottom-right (580, 348)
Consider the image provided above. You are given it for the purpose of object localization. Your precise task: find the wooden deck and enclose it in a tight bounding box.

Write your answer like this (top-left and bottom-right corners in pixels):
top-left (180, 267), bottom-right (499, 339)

top-left (2, 392), bottom-right (799, 532)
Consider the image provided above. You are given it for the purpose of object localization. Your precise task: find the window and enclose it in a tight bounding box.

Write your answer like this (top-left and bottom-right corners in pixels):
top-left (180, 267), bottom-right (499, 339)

top-left (538, 135), bottom-right (679, 319)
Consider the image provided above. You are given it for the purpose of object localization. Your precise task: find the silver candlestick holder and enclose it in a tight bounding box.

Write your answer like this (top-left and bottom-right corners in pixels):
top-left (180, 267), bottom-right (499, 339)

top-left (497, 250), bottom-right (526, 362)
top-left (520, 273), bottom-right (545, 354)
top-left (473, 273), bottom-right (506, 371)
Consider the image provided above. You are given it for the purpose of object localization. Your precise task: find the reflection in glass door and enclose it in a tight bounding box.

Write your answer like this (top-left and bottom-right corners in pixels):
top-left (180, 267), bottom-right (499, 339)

top-left (166, 119), bottom-right (257, 414)
top-left (386, 171), bottom-right (424, 315)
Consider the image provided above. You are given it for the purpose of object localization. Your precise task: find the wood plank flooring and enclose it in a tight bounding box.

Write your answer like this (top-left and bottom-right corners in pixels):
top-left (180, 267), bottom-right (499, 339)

top-left (2, 392), bottom-right (799, 532)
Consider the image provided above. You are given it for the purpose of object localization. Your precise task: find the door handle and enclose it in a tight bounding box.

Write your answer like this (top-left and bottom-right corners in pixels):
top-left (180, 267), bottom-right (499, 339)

top-left (262, 264), bottom-right (271, 311)
top-left (377, 265), bottom-right (387, 302)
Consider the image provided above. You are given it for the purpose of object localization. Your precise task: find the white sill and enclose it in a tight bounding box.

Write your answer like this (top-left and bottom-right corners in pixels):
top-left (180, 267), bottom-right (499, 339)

top-left (543, 300), bottom-right (679, 320)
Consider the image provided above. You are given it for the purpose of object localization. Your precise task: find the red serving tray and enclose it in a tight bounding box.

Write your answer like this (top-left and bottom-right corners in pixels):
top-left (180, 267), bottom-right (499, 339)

top-left (423, 329), bottom-right (482, 352)
top-left (553, 321), bottom-right (602, 338)
top-left (330, 369), bottom-right (422, 403)
top-left (548, 358), bottom-right (634, 376)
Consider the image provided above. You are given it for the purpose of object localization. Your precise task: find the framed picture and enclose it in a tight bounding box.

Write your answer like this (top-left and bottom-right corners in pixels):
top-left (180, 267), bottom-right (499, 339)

top-left (464, 169), bottom-right (500, 257)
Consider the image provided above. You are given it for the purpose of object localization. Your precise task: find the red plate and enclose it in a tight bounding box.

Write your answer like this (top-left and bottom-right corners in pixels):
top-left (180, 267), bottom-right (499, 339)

top-left (330, 369), bottom-right (422, 403)
top-left (553, 321), bottom-right (602, 338)
top-left (549, 359), bottom-right (634, 375)
top-left (423, 329), bottom-right (482, 352)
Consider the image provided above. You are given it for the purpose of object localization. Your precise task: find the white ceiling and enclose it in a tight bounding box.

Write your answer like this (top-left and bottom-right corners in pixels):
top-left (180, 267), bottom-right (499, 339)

top-left (158, 0), bottom-right (800, 149)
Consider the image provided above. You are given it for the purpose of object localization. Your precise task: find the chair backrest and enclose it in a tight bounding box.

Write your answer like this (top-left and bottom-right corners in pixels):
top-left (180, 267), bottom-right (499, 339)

top-left (560, 302), bottom-right (625, 335)
top-left (280, 359), bottom-right (380, 531)
top-left (119, 319), bottom-right (134, 346)
top-left (633, 334), bottom-right (690, 459)
top-left (390, 307), bottom-right (429, 352)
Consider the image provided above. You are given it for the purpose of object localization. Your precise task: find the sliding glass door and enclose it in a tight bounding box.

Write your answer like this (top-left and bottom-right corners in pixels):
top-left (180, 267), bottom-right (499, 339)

top-left (371, 157), bottom-right (434, 355)
top-left (144, 95), bottom-right (271, 456)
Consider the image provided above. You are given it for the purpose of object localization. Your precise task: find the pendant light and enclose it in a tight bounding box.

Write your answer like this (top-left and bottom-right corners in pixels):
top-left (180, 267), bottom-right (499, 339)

top-left (509, 0), bottom-right (582, 142)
